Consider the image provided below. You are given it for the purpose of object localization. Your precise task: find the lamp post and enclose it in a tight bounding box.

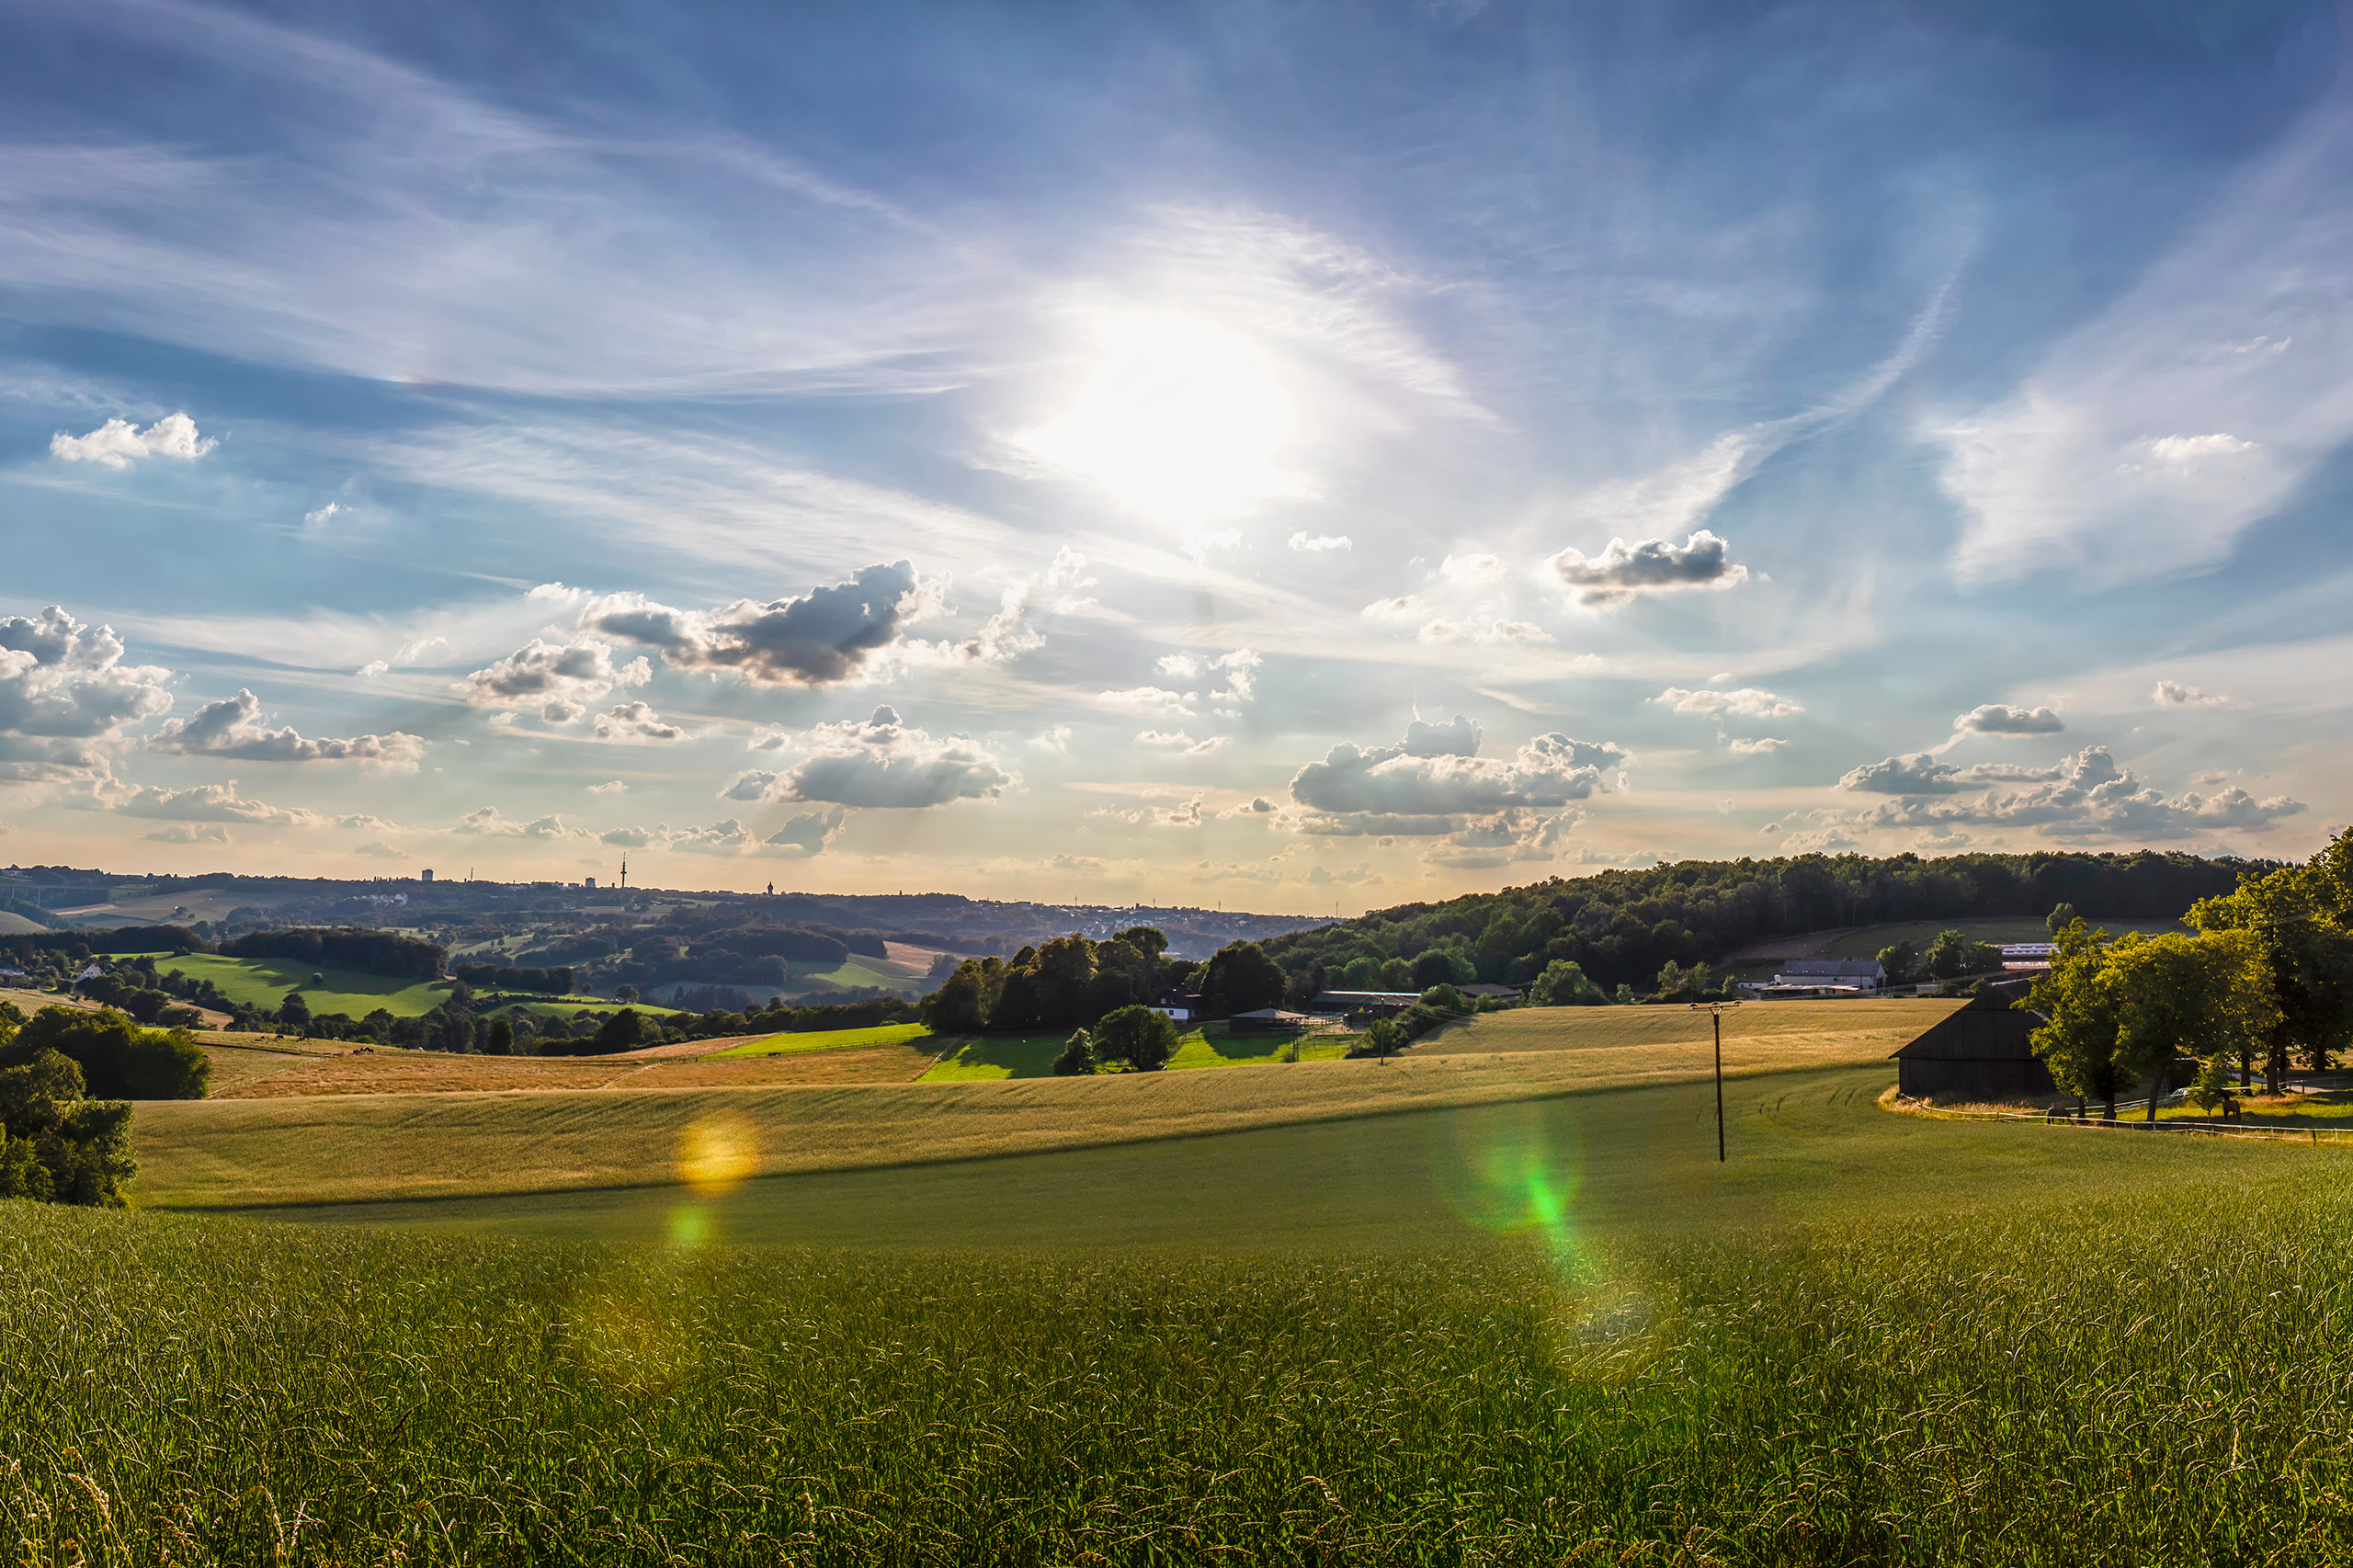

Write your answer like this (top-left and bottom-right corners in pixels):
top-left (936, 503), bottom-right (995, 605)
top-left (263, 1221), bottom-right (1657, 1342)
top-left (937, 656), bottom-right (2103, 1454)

top-left (1690, 1000), bottom-right (1743, 1163)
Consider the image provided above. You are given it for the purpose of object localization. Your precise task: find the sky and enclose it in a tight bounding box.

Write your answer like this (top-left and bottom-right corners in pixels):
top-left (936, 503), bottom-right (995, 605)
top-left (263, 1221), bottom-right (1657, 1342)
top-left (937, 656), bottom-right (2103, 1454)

top-left (2, 0), bottom-right (2349, 914)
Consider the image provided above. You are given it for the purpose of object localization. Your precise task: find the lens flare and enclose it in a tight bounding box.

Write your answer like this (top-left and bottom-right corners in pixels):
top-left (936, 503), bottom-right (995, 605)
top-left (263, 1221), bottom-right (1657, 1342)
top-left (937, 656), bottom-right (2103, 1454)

top-left (1432, 1100), bottom-right (1587, 1265)
top-left (666, 1205), bottom-right (712, 1248)
top-left (676, 1110), bottom-right (757, 1196)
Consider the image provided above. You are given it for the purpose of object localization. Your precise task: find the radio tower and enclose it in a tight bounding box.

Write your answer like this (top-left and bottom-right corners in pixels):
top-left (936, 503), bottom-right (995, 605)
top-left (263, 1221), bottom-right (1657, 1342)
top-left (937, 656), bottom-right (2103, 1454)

top-left (620, 856), bottom-right (628, 891)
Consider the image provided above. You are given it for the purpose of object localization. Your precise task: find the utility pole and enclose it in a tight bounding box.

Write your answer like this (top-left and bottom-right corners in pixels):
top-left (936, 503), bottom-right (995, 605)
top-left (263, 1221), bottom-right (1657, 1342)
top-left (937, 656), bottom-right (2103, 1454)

top-left (1690, 1000), bottom-right (1743, 1163)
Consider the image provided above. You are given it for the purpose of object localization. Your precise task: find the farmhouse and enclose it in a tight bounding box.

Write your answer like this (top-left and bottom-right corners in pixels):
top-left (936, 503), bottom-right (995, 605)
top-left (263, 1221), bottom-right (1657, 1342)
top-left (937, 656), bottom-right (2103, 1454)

top-left (1891, 981), bottom-right (2054, 1099)
top-left (1739, 958), bottom-right (1885, 998)
top-left (1150, 991), bottom-right (1202, 1022)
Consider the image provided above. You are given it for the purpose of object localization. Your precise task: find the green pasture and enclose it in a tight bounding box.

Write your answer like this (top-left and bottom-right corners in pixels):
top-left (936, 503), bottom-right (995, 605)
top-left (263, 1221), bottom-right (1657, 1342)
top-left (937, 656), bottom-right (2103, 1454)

top-left (1819, 915), bottom-right (2188, 958)
top-left (919, 1030), bottom-right (1078, 1079)
top-left (712, 1022), bottom-right (934, 1057)
top-left (1167, 1027), bottom-right (1350, 1070)
top-left (152, 952), bottom-right (453, 1018)
top-left (17, 1063), bottom-right (2353, 1562)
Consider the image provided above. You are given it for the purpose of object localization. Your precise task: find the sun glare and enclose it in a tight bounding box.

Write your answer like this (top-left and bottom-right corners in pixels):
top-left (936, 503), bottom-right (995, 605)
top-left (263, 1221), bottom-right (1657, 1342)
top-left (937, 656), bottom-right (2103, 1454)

top-left (1017, 310), bottom-right (1303, 524)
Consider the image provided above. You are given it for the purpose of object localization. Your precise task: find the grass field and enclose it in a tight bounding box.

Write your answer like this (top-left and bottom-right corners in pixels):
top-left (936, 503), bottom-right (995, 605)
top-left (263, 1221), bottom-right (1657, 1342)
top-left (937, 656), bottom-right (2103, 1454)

top-left (924, 1026), bottom-right (1358, 1080)
top-left (1818, 915), bottom-right (2189, 958)
top-left (131, 999), bottom-right (1955, 1209)
top-left (714, 1022), bottom-right (933, 1057)
top-left (131, 952), bottom-right (673, 1021)
top-left (17, 1060), bottom-right (2353, 1562)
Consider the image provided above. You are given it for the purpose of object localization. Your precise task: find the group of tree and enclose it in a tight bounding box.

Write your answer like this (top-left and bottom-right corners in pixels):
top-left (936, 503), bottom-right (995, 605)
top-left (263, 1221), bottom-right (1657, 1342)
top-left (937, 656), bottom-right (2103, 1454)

top-left (2028, 829), bottom-right (2353, 1118)
top-left (218, 926), bottom-right (446, 980)
top-left (0, 1001), bottom-right (210, 1205)
top-left (1262, 850), bottom-right (2257, 1001)
top-left (1049, 1005), bottom-right (1186, 1074)
top-left (1876, 931), bottom-right (2006, 986)
top-left (449, 962), bottom-right (577, 995)
top-left (921, 928), bottom-right (1290, 1036)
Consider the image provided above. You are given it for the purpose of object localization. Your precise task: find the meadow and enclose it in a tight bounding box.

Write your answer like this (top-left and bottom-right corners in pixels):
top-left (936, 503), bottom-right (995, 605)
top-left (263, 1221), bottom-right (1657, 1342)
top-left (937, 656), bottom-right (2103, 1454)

top-left (136, 951), bottom-right (668, 1021)
top-left (15, 1059), bottom-right (2353, 1562)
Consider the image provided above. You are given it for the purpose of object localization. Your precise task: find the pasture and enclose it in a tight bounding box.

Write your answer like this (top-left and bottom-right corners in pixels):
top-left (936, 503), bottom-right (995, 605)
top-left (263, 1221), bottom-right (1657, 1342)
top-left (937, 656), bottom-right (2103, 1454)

top-left (135, 952), bottom-right (668, 1020)
top-left (714, 1021), bottom-right (934, 1057)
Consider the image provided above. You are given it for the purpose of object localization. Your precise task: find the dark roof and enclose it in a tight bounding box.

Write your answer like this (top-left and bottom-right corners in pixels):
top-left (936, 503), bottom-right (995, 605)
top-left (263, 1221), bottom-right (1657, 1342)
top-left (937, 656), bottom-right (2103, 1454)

top-left (1891, 992), bottom-right (2046, 1062)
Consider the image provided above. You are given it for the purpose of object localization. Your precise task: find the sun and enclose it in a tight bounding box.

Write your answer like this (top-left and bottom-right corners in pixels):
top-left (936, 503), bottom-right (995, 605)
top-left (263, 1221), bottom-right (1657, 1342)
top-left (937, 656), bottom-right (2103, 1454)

top-left (1015, 309), bottom-right (1304, 525)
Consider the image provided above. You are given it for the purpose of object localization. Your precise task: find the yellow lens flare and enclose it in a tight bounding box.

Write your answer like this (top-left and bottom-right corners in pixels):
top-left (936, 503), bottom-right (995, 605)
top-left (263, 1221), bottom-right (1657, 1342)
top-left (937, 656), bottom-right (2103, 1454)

top-left (675, 1110), bottom-right (758, 1196)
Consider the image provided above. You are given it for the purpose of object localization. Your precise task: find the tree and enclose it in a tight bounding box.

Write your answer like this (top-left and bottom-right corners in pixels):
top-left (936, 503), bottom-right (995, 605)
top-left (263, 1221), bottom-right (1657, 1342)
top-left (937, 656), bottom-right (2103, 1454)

top-left (2104, 932), bottom-right (2256, 1122)
top-left (2027, 921), bottom-right (2128, 1119)
top-left (921, 959), bottom-right (995, 1034)
top-left (2188, 1052), bottom-right (2232, 1115)
top-left (1528, 959), bottom-right (1603, 1006)
top-left (2047, 903), bottom-right (2079, 936)
top-left (1651, 960), bottom-right (1710, 1003)
top-left (1411, 948), bottom-right (1474, 989)
top-left (616, 984), bottom-right (640, 1006)
top-left (1199, 941), bottom-right (1286, 1017)
top-left (6, 1007), bottom-right (209, 1099)
top-left (592, 1008), bottom-right (648, 1054)
top-left (1925, 929), bottom-right (2002, 981)
top-left (1093, 1005), bottom-right (1179, 1072)
top-left (0, 1047), bottom-right (138, 1206)
top-left (1877, 941), bottom-right (1920, 985)
top-left (278, 990), bottom-right (312, 1033)
top-left (2187, 845), bottom-right (2353, 1090)
top-left (486, 1017), bottom-right (515, 1056)
top-left (1051, 1028), bottom-right (1097, 1076)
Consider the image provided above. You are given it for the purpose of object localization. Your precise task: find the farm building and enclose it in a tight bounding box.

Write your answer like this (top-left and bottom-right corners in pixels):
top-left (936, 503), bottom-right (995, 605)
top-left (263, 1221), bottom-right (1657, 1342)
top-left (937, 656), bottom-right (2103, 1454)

top-left (1310, 989), bottom-right (1422, 1017)
top-left (1739, 958), bottom-right (1885, 997)
top-left (1890, 982), bottom-right (2054, 1099)
top-left (1228, 1007), bottom-right (1314, 1033)
top-left (1457, 983), bottom-right (1522, 1002)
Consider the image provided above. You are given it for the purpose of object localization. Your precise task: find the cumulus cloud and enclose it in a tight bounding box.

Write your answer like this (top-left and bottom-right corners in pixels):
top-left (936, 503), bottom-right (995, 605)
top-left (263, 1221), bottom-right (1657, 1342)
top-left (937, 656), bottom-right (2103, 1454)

top-left (1156, 653), bottom-right (1200, 678)
top-left (1846, 744), bottom-right (2306, 841)
top-left (302, 501), bottom-right (347, 528)
top-left (1029, 724), bottom-right (1072, 754)
top-left (1097, 687), bottom-right (1197, 719)
top-left (723, 705), bottom-right (1014, 809)
top-left (766, 808), bottom-right (848, 858)
top-left (1548, 529), bottom-right (1749, 608)
top-left (1137, 730), bottom-right (1228, 756)
top-left (50, 413), bottom-right (215, 468)
top-left (453, 639), bottom-right (650, 711)
top-left (1401, 715), bottom-right (1482, 757)
top-left (1208, 649), bottom-right (1261, 703)
top-left (579, 560), bottom-right (938, 687)
top-left (148, 688), bottom-right (424, 766)
top-left (898, 580), bottom-right (1046, 667)
top-left (1360, 595), bottom-right (1423, 622)
top-left (1727, 737), bottom-right (1787, 756)
top-left (0, 606), bottom-right (175, 781)
top-left (1954, 703), bottom-right (2064, 734)
top-left (142, 822), bottom-right (232, 845)
top-left (1654, 686), bottom-right (1802, 720)
top-left (453, 808), bottom-right (592, 839)
top-left (1423, 807), bottom-right (1584, 869)
top-left (1096, 794), bottom-right (1210, 828)
top-left (353, 839), bottom-right (408, 858)
top-left (592, 700), bottom-right (688, 743)
top-left (1839, 752), bottom-right (2077, 794)
top-left (2154, 679), bottom-right (2232, 708)
top-left (1290, 721), bottom-right (1630, 840)
top-left (98, 779), bottom-right (324, 826)
top-left (586, 778), bottom-right (628, 794)
top-left (1440, 551), bottom-right (1507, 585)
top-left (1289, 532), bottom-right (1352, 551)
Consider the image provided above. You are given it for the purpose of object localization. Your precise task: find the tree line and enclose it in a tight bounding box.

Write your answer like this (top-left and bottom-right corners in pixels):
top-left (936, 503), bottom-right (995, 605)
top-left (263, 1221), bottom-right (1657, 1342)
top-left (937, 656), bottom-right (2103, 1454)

top-left (1260, 849), bottom-right (2254, 1000)
top-left (920, 928), bottom-right (1287, 1036)
top-left (0, 1002), bottom-right (210, 1206)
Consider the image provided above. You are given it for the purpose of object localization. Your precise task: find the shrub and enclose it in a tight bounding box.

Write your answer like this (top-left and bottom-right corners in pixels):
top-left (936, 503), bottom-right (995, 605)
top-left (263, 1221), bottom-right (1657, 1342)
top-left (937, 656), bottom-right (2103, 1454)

top-left (1094, 1006), bottom-right (1179, 1073)
top-left (1051, 1028), bottom-right (1097, 1076)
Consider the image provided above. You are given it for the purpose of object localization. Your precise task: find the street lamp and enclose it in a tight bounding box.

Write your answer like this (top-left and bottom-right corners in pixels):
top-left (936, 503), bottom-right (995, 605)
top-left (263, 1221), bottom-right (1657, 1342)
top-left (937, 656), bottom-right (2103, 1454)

top-left (1690, 1000), bottom-right (1743, 1163)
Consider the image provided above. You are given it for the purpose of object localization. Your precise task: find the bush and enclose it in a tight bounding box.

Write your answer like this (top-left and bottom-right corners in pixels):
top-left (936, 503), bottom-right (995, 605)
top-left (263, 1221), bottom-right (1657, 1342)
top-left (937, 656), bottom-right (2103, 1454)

top-left (5, 1007), bottom-right (210, 1099)
top-left (1051, 1028), bottom-right (1097, 1076)
top-left (1094, 1006), bottom-right (1179, 1073)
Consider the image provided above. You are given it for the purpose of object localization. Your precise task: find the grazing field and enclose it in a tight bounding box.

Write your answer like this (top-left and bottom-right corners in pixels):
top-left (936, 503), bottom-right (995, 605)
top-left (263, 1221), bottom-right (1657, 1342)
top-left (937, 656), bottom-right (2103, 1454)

top-left (714, 1022), bottom-right (934, 1057)
top-left (132, 999), bottom-right (1957, 1209)
top-left (1167, 1028), bottom-right (1351, 1069)
top-left (1817, 915), bottom-right (2188, 958)
top-left (17, 1067), bottom-right (2353, 1562)
top-left (924, 1026), bottom-right (1358, 1079)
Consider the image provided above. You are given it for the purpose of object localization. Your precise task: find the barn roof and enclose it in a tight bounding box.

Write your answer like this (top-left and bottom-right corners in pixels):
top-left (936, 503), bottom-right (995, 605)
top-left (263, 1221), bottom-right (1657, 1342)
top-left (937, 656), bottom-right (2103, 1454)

top-left (1891, 986), bottom-right (2045, 1062)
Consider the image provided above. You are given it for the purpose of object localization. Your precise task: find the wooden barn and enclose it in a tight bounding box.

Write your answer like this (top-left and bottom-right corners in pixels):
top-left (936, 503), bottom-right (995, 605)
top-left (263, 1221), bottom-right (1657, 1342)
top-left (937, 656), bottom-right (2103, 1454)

top-left (1891, 982), bottom-right (2056, 1100)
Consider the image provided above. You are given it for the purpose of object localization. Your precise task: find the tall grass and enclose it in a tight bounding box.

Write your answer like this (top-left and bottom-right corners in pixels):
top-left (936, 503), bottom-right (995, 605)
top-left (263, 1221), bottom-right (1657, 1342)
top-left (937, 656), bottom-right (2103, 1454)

top-left (9, 1174), bottom-right (2353, 1563)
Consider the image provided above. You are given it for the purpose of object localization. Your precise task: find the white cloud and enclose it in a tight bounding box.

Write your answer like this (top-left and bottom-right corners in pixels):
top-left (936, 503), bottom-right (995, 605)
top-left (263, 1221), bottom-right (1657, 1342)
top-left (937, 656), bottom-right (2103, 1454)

top-left (2154, 679), bottom-right (2231, 709)
top-left (1208, 649), bottom-right (1261, 703)
top-left (302, 501), bottom-right (347, 528)
top-left (1654, 686), bottom-right (1802, 720)
top-left (578, 561), bottom-right (936, 687)
top-left (592, 700), bottom-right (688, 743)
top-left (1028, 724), bottom-right (1073, 754)
top-left (1941, 99), bottom-right (2353, 584)
top-left (1844, 745), bottom-right (2307, 842)
top-left (142, 822), bottom-right (232, 845)
top-left (99, 779), bottom-right (324, 826)
top-left (453, 808), bottom-right (592, 839)
top-left (1953, 703), bottom-right (2064, 735)
top-left (1439, 551), bottom-right (1506, 585)
top-left (1097, 686), bottom-right (1197, 718)
top-left (1360, 596), bottom-right (1424, 622)
top-left (1137, 729), bottom-right (1228, 756)
top-left (1290, 722), bottom-right (1629, 826)
top-left (355, 660), bottom-right (389, 677)
top-left (1552, 530), bottom-right (1750, 608)
top-left (722, 705), bottom-right (1014, 809)
top-left (452, 639), bottom-right (649, 711)
top-left (353, 839), bottom-right (408, 858)
top-left (0, 605), bottom-right (175, 782)
top-left (1155, 653), bottom-right (1200, 678)
top-left (1289, 532), bottom-right (1352, 552)
top-left (586, 779), bottom-right (629, 794)
top-left (1726, 737), bottom-right (1786, 756)
top-left (50, 413), bottom-right (215, 468)
top-left (147, 688), bottom-right (424, 766)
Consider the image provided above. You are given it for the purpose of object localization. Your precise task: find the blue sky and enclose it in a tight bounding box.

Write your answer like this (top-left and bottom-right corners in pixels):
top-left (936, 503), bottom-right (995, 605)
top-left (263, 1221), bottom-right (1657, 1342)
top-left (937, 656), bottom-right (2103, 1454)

top-left (2, 0), bottom-right (2347, 910)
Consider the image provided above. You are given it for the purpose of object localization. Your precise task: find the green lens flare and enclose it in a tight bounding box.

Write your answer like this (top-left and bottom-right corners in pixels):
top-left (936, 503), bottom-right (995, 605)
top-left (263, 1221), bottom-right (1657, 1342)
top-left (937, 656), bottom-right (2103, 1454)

top-left (1433, 1101), bottom-right (1586, 1262)
top-left (665, 1205), bottom-right (711, 1248)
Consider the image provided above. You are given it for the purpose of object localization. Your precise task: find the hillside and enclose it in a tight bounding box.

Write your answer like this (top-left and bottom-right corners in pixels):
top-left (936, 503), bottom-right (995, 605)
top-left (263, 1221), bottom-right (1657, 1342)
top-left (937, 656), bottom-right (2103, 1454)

top-left (1261, 848), bottom-right (2257, 995)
